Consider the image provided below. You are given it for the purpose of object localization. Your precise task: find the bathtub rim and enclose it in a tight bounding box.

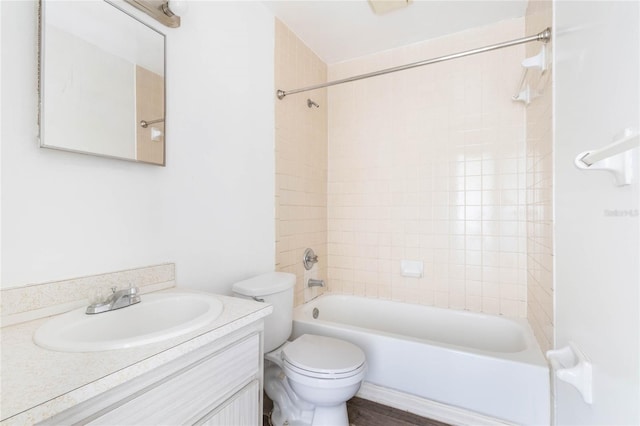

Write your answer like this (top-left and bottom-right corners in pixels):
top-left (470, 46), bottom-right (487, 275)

top-left (293, 293), bottom-right (547, 367)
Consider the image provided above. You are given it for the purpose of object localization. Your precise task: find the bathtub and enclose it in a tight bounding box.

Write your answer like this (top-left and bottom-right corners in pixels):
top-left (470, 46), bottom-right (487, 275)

top-left (292, 294), bottom-right (549, 425)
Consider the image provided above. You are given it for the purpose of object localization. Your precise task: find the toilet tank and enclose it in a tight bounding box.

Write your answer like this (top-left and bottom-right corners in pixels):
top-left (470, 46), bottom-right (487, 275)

top-left (232, 272), bottom-right (295, 352)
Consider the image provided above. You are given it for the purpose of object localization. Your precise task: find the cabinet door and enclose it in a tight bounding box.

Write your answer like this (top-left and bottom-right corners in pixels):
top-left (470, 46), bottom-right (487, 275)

top-left (87, 335), bottom-right (259, 425)
top-left (196, 380), bottom-right (260, 426)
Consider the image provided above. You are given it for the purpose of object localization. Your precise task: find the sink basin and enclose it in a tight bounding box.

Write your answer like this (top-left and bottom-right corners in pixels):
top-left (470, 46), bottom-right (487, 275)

top-left (34, 292), bottom-right (224, 352)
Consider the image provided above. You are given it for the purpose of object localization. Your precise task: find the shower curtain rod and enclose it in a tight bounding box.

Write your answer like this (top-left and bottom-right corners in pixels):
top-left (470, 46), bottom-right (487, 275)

top-left (276, 27), bottom-right (551, 100)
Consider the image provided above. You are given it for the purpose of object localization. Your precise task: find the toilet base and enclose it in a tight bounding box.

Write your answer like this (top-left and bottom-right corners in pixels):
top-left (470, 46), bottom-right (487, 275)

top-left (265, 362), bottom-right (353, 426)
top-left (308, 403), bottom-right (349, 426)
top-left (265, 363), bottom-right (314, 426)
top-left (269, 402), bottom-right (349, 426)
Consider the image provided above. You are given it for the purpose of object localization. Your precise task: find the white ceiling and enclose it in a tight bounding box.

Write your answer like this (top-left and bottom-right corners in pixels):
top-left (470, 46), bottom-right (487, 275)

top-left (263, 1), bottom-right (529, 64)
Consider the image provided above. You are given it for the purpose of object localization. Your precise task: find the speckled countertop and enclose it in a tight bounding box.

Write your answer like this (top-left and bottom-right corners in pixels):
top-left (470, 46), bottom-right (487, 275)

top-left (0, 290), bottom-right (272, 425)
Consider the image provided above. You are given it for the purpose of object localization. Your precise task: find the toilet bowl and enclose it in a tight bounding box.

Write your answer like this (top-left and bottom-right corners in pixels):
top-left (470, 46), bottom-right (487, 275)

top-left (232, 272), bottom-right (367, 426)
top-left (266, 334), bottom-right (366, 426)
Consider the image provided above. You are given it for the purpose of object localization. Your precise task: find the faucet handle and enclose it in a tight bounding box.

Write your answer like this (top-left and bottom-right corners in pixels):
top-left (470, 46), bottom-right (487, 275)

top-left (303, 248), bottom-right (319, 270)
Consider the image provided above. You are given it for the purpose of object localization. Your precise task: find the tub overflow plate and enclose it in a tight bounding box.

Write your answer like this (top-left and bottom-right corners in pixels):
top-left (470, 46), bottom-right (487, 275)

top-left (312, 308), bottom-right (319, 319)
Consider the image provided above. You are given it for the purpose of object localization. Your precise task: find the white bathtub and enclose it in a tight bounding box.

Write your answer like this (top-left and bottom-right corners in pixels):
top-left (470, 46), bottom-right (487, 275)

top-left (292, 294), bottom-right (549, 425)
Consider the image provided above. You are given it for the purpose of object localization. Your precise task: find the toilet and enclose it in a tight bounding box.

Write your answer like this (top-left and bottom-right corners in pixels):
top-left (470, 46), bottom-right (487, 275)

top-left (233, 272), bottom-right (366, 426)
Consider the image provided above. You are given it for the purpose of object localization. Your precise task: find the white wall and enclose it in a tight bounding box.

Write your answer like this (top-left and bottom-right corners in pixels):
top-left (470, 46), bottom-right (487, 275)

top-left (554, 0), bottom-right (639, 423)
top-left (1, 1), bottom-right (275, 293)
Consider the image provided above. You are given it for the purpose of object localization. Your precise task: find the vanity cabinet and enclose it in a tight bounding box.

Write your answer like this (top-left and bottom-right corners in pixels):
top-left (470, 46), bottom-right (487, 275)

top-left (197, 380), bottom-right (259, 425)
top-left (38, 326), bottom-right (263, 426)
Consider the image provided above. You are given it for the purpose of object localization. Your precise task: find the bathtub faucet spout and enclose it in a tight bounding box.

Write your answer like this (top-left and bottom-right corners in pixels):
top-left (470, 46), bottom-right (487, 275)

top-left (308, 278), bottom-right (325, 288)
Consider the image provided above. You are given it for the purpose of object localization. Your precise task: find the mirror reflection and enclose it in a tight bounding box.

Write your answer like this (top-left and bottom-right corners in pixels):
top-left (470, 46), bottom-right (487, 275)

top-left (40, 0), bottom-right (166, 166)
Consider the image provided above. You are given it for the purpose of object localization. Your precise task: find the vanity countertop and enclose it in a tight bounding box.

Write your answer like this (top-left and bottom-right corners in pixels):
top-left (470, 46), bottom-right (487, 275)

top-left (0, 290), bottom-right (272, 425)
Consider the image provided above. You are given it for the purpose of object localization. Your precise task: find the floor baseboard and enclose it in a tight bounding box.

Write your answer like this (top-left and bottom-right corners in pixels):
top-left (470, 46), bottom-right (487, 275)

top-left (356, 382), bottom-right (514, 426)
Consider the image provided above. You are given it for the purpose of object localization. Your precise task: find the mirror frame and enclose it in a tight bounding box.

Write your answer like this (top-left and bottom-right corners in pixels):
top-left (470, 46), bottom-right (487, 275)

top-left (38, 0), bottom-right (167, 166)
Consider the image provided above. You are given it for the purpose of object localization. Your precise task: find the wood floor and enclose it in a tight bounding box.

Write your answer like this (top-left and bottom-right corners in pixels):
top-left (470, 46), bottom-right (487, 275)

top-left (263, 395), bottom-right (450, 426)
top-left (347, 397), bottom-right (450, 426)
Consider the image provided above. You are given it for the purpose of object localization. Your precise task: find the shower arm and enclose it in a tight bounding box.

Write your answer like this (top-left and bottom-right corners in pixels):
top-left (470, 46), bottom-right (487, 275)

top-left (276, 27), bottom-right (551, 100)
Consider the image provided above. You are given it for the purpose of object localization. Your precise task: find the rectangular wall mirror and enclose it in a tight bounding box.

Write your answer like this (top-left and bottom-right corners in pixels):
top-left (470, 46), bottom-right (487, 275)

top-left (39, 0), bottom-right (166, 166)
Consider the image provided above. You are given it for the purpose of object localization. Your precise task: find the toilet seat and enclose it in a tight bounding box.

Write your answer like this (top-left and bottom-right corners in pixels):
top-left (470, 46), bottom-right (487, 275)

top-left (283, 360), bottom-right (366, 390)
top-left (282, 334), bottom-right (366, 379)
top-left (284, 358), bottom-right (366, 380)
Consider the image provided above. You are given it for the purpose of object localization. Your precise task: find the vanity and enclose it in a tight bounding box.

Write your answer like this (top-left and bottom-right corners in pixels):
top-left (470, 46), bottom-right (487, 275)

top-left (1, 275), bottom-right (272, 425)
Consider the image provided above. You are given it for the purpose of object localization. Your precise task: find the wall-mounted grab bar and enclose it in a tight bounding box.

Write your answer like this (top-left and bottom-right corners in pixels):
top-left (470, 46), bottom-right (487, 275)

top-left (575, 128), bottom-right (639, 186)
top-left (140, 118), bottom-right (164, 128)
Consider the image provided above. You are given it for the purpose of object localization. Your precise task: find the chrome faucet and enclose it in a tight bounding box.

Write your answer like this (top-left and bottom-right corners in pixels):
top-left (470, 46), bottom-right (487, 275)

top-left (303, 248), bottom-right (319, 270)
top-left (86, 286), bottom-right (141, 314)
top-left (308, 278), bottom-right (325, 288)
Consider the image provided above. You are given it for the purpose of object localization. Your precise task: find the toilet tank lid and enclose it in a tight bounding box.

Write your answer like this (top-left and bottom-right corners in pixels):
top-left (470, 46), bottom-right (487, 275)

top-left (232, 272), bottom-right (296, 297)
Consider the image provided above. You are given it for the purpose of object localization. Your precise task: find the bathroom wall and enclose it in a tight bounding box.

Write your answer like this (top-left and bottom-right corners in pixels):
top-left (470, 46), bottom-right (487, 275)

top-left (554, 0), bottom-right (639, 423)
top-left (1, 1), bottom-right (275, 293)
top-left (523, 0), bottom-right (553, 352)
top-left (327, 18), bottom-right (529, 317)
top-left (274, 19), bottom-right (328, 306)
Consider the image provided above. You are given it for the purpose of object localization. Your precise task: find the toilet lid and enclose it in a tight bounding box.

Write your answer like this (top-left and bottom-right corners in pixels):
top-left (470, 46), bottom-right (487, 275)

top-left (282, 334), bottom-right (366, 375)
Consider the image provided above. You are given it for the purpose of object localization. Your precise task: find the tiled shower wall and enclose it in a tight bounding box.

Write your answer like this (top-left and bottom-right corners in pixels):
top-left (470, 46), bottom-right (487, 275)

top-left (326, 19), bottom-right (529, 317)
top-left (525, 0), bottom-right (554, 352)
top-left (274, 19), bottom-right (328, 306)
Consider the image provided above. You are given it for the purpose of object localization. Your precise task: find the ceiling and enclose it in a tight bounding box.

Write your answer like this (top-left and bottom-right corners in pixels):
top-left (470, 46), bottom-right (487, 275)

top-left (263, 1), bottom-right (529, 64)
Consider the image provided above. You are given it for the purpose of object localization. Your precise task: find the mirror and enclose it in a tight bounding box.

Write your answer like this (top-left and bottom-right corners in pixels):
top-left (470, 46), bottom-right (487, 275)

top-left (39, 0), bottom-right (166, 166)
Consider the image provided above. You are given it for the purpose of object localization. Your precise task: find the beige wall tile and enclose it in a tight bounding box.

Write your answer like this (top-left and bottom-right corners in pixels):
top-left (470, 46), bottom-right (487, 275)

top-left (524, 0), bottom-right (554, 352)
top-left (274, 20), bottom-right (328, 306)
top-left (276, 12), bottom-right (554, 344)
top-left (327, 18), bottom-right (529, 318)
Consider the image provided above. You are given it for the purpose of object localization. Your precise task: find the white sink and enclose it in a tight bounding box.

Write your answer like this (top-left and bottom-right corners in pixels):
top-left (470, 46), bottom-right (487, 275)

top-left (34, 292), bottom-right (224, 352)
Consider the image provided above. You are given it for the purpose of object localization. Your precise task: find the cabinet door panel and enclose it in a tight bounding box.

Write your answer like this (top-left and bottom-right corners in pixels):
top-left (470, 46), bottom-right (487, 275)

top-left (196, 380), bottom-right (260, 426)
top-left (88, 334), bottom-right (259, 425)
